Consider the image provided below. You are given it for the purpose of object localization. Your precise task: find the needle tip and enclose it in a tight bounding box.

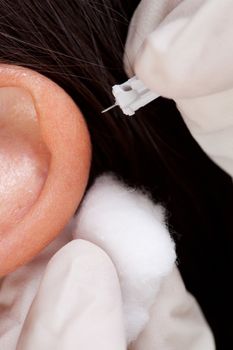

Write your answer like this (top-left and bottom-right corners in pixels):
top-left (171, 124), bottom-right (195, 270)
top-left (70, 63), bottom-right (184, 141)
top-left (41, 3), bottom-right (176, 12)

top-left (101, 103), bottom-right (118, 114)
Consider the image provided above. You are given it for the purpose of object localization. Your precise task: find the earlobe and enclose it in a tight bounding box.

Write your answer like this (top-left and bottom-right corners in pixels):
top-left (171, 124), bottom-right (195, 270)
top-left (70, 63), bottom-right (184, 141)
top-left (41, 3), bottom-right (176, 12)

top-left (0, 65), bottom-right (91, 276)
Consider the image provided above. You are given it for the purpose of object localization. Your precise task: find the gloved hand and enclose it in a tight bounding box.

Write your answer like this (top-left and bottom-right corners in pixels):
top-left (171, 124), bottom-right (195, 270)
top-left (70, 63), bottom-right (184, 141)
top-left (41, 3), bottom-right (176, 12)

top-left (14, 242), bottom-right (214, 350)
top-left (125, 0), bottom-right (233, 98)
top-left (0, 173), bottom-right (215, 350)
top-left (130, 267), bottom-right (215, 350)
top-left (16, 240), bottom-right (126, 350)
top-left (125, 0), bottom-right (233, 177)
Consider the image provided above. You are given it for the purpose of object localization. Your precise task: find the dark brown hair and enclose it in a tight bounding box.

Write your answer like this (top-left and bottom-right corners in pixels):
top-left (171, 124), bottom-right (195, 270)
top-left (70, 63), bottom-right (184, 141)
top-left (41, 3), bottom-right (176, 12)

top-left (0, 1), bottom-right (233, 347)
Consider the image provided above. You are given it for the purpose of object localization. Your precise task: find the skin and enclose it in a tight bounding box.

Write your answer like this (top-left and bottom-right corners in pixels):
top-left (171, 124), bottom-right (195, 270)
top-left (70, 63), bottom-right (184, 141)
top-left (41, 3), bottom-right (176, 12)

top-left (0, 64), bottom-right (91, 276)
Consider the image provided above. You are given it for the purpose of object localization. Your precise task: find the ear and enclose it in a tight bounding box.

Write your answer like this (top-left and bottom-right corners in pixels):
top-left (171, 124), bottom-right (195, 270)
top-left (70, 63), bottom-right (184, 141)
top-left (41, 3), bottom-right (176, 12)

top-left (0, 64), bottom-right (91, 276)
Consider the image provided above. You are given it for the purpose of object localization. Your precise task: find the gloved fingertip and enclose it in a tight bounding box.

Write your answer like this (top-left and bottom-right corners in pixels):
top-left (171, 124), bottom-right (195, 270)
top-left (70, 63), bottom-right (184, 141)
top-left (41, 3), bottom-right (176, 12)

top-left (17, 239), bottom-right (126, 350)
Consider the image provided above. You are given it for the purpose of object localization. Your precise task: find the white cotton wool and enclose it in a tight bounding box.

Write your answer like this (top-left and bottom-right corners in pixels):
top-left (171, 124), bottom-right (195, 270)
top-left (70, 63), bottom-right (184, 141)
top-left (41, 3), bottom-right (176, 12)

top-left (72, 174), bottom-right (176, 344)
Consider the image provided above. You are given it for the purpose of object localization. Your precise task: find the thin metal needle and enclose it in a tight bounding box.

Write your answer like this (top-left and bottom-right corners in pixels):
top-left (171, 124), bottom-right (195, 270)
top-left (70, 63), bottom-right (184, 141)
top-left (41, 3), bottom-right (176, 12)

top-left (101, 102), bottom-right (118, 114)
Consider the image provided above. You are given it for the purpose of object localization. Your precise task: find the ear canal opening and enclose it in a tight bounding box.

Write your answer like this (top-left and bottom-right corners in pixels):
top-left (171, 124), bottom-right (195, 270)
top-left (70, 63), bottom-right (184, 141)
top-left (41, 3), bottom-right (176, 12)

top-left (0, 86), bottom-right (51, 232)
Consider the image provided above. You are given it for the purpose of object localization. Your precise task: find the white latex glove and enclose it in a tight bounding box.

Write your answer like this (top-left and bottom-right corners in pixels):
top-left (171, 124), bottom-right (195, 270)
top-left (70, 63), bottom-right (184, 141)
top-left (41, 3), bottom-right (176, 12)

top-left (130, 268), bottom-right (215, 350)
top-left (125, 0), bottom-right (233, 177)
top-left (0, 174), bottom-right (215, 349)
top-left (0, 237), bottom-right (214, 350)
top-left (11, 242), bottom-right (214, 350)
top-left (16, 240), bottom-right (126, 350)
top-left (0, 228), bottom-right (72, 350)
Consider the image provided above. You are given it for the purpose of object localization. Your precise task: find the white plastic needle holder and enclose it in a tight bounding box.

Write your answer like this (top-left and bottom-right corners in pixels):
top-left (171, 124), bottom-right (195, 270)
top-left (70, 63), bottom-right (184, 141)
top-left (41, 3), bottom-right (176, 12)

top-left (102, 76), bottom-right (160, 116)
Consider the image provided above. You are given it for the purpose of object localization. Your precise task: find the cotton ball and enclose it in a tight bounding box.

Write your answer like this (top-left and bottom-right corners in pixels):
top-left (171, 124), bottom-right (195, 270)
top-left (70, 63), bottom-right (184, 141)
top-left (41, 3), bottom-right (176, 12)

top-left (73, 174), bottom-right (176, 344)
